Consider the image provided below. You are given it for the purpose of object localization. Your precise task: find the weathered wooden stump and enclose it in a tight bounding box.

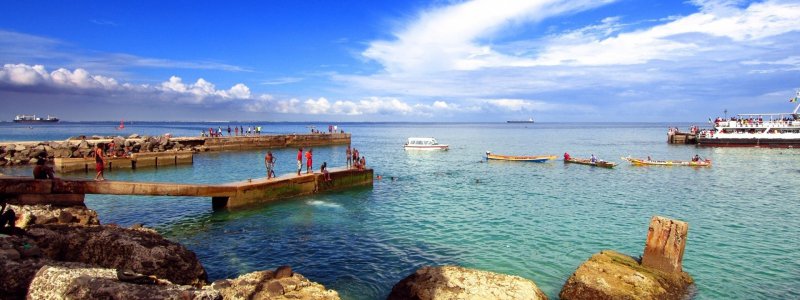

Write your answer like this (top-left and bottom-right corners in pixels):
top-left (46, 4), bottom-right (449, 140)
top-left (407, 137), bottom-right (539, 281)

top-left (642, 215), bottom-right (688, 273)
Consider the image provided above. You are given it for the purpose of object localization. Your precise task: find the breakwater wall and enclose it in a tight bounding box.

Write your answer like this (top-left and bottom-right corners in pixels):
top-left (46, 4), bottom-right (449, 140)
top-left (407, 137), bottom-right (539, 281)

top-left (0, 133), bottom-right (350, 167)
top-left (54, 151), bottom-right (194, 173)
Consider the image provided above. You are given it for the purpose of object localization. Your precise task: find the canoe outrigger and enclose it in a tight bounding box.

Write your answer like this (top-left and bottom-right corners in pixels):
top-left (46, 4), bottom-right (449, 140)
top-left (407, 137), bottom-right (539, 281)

top-left (486, 151), bottom-right (556, 162)
top-left (564, 157), bottom-right (616, 168)
top-left (622, 156), bottom-right (711, 167)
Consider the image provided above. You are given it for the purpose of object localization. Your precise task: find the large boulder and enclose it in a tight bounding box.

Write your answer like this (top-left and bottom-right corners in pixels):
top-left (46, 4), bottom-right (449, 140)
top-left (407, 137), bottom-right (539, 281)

top-left (211, 266), bottom-right (340, 300)
top-left (25, 224), bottom-right (208, 286)
top-left (27, 265), bottom-right (221, 300)
top-left (559, 250), bottom-right (694, 300)
top-left (0, 234), bottom-right (88, 299)
top-left (388, 265), bottom-right (547, 300)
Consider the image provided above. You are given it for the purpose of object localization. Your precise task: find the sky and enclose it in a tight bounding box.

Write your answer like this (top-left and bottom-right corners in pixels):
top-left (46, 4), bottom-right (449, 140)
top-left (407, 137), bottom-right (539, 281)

top-left (1, 0), bottom-right (799, 122)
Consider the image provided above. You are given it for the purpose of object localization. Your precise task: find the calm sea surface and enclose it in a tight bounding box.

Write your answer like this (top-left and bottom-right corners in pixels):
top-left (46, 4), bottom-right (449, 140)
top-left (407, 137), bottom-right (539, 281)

top-left (1, 122), bottom-right (799, 299)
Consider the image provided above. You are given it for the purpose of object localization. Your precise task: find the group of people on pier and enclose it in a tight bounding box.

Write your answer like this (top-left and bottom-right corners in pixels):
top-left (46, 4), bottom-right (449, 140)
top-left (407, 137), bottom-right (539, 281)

top-left (263, 144), bottom-right (367, 180)
top-left (203, 125), bottom-right (264, 137)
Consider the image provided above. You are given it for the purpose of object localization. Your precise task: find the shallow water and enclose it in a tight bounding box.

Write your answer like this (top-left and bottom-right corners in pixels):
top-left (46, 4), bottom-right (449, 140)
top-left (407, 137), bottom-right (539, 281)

top-left (1, 122), bottom-right (799, 299)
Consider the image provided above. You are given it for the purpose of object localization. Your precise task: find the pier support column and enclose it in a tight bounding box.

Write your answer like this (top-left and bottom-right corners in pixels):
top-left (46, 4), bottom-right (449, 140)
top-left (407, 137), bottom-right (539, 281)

top-left (212, 197), bottom-right (229, 210)
top-left (642, 215), bottom-right (689, 273)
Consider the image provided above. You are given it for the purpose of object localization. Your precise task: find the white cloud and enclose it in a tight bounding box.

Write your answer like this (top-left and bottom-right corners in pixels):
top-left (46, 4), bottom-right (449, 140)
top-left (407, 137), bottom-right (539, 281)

top-left (1, 64), bottom-right (251, 103)
top-left (362, 0), bottom-right (615, 73)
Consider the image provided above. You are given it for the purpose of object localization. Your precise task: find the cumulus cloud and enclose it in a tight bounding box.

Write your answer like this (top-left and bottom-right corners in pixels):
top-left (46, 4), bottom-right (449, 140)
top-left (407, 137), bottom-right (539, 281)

top-left (0, 64), bottom-right (251, 103)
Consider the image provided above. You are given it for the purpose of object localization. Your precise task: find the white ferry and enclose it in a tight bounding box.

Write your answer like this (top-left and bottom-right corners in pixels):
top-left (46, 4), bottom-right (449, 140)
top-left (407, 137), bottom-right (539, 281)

top-left (403, 137), bottom-right (449, 151)
top-left (697, 89), bottom-right (800, 148)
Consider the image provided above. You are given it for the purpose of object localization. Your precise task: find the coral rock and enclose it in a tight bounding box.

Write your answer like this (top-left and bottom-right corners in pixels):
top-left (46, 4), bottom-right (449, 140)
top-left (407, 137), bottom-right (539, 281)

top-left (559, 250), bottom-right (694, 300)
top-left (388, 265), bottom-right (548, 300)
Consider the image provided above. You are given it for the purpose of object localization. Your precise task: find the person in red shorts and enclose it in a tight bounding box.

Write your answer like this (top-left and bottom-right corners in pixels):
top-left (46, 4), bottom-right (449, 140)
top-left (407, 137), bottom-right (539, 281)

top-left (94, 143), bottom-right (105, 181)
top-left (305, 148), bottom-right (313, 174)
top-left (297, 148), bottom-right (303, 175)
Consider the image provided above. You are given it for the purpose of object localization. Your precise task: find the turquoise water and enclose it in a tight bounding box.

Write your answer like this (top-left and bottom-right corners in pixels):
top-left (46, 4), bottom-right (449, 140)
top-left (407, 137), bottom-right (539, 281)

top-left (1, 122), bottom-right (799, 299)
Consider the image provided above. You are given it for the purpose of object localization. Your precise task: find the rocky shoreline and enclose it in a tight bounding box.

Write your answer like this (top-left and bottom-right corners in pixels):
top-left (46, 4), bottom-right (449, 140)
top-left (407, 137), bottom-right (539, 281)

top-left (0, 132), bottom-right (351, 167)
top-left (0, 134), bottom-right (195, 166)
top-left (0, 202), bottom-right (695, 299)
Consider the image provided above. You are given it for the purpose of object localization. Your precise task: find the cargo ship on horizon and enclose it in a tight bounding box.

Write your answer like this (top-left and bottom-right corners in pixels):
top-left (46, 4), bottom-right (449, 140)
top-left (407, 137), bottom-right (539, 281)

top-left (506, 117), bottom-right (534, 124)
top-left (13, 114), bottom-right (60, 123)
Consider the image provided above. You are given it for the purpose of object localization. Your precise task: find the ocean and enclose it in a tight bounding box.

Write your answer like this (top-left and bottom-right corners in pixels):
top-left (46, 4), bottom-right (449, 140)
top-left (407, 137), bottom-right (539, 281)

top-left (1, 121), bottom-right (798, 299)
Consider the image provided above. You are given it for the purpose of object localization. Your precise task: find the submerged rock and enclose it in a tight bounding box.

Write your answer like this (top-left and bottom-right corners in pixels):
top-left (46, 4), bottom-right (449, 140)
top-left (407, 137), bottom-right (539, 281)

top-left (27, 265), bottom-right (221, 300)
top-left (25, 224), bottom-right (208, 286)
top-left (211, 266), bottom-right (340, 300)
top-left (388, 265), bottom-right (548, 300)
top-left (559, 250), bottom-right (694, 300)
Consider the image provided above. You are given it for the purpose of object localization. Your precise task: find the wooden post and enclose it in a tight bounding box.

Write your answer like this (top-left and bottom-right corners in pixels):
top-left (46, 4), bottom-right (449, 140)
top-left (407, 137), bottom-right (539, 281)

top-left (642, 215), bottom-right (688, 273)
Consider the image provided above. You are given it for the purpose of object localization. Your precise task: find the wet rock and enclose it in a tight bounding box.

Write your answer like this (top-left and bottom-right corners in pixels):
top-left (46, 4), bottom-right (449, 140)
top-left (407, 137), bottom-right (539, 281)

top-left (25, 224), bottom-right (208, 286)
top-left (27, 265), bottom-right (221, 300)
top-left (388, 265), bottom-right (548, 300)
top-left (559, 250), bottom-right (694, 300)
top-left (211, 266), bottom-right (339, 300)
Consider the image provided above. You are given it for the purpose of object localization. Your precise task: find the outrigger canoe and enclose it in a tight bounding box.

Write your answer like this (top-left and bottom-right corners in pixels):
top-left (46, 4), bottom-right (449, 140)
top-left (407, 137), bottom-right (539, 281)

top-left (564, 157), bottom-right (616, 168)
top-left (486, 152), bottom-right (556, 162)
top-left (621, 156), bottom-right (711, 167)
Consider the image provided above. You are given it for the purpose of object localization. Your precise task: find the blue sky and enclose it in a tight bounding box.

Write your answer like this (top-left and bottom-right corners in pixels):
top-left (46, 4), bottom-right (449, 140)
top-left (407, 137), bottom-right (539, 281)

top-left (1, 0), bottom-right (799, 122)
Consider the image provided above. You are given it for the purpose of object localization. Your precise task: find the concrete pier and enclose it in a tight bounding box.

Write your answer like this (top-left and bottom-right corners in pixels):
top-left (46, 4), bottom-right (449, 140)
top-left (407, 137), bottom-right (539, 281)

top-left (54, 151), bottom-right (194, 173)
top-left (0, 167), bottom-right (372, 210)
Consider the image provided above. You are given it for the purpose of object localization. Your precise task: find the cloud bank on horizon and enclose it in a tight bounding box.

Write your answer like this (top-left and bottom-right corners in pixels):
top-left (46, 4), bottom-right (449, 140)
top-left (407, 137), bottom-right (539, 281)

top-left (1, 0), bottom-right (799, 121)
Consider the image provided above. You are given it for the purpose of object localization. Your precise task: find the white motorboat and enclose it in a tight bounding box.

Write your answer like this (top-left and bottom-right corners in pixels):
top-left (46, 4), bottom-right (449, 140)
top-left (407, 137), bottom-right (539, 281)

top-left (403, 137), bottom-right (449, 151)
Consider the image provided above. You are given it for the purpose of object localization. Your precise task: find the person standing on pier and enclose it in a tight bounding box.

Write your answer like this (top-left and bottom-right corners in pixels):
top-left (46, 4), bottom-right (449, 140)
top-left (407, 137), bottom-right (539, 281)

top-left (346, 145), bottom-right (352, 168)
top-left (265, 151), bottom-right (275, 179)
top-left (297, 148), bottom-right (303, 175)
top-left (306, 148), bottom-right (313, 174)
top-left (94, 143), bottom-right (105, 181)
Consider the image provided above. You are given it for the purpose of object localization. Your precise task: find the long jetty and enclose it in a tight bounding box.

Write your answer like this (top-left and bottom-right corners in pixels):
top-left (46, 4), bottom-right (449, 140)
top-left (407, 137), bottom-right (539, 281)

top-left (0, 167), bottom-right (373, 210)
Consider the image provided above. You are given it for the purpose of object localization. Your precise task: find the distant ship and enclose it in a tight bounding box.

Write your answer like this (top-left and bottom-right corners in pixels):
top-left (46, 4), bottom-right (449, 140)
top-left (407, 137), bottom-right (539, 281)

top-left (13, 114), bottom-right (59, 123)
top-left (507, 117), bottom-right (534, 123)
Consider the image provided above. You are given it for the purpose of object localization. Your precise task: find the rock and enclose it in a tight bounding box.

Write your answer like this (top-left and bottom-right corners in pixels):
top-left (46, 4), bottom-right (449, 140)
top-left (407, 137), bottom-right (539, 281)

top-left (388, 265), bottom-right (547, 300)
top-left (48, 141), bottom-right (61, 149)
top-left (78, 140), bottom-right (89, 149)
top-left (14, 144), bottom-right (26, 151)
top-left (0, 234), bottom-right (87, 298)
top-left (275, 265), bottom-right (293, 279)
top-left (27, 265), bottom-right (221, 300)
top-left (25, 224), bottom-right (208, 286)
top-left (211, 266), bottom-right (339, 300)
top-left (10, 205), bottom-right (99, 228)
top-left (559, 250), bottom-right (694, 300)
top-left (29, 158), bottom-right (38, 165)
top-left (0, 248), bottom-right (21, 260)
top-left (128, 134), bottom-right (141, 139)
